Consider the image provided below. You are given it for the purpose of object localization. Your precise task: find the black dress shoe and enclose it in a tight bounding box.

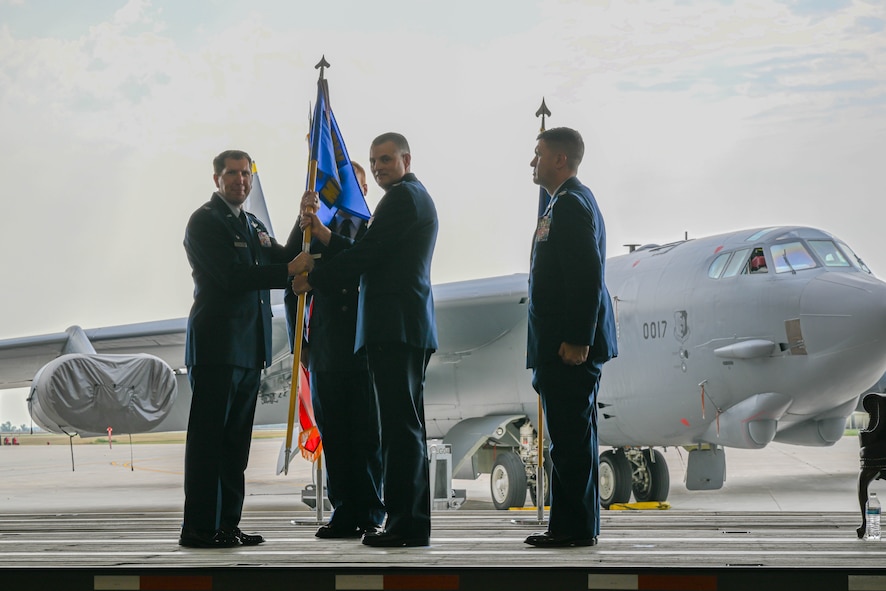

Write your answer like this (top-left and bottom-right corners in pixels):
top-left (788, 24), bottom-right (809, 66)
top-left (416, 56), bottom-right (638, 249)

top-left (179, 530), bottom-right (240, 548)
top-left (361, 531), bottom-right (429, 547)
top-left (316, 524), bottom-right (363, 539)
top-left (524, 531), bottom-right (597, 548)
top-left (359, 524), bottom-right (383, 536)
top-left (226, 527), bottom-right (264, 546)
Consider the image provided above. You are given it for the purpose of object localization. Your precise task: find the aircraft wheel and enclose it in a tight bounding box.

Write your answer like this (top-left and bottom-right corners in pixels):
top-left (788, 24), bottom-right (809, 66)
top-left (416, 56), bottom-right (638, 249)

top-left (599, 449), bottom-right (632, 509)
top-left (490, 450), bottom-right (527, 510)
top-left (632, 448), bottom-right (670, 503)
top-left (528, 449), bottom-right (552, 507)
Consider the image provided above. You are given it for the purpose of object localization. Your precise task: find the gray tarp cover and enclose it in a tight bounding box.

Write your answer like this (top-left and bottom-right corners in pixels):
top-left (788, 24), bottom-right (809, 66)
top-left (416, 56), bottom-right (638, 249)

top-left (29, 353), bottom-right (177, 436)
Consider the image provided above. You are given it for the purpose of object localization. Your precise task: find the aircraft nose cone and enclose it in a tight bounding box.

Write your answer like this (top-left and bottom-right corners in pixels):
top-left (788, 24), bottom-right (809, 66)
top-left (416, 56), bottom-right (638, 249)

top-left (799, 272), bottom-right (886, 385)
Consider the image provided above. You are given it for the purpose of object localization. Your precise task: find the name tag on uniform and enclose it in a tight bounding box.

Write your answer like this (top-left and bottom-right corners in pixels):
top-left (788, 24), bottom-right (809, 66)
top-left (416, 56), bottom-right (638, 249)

top-left (535, 216), bottom-right (551, 242)
top-left (234, 241), bottom-right (248, 248)
top-left (257, 231), bottom-right (272, 248)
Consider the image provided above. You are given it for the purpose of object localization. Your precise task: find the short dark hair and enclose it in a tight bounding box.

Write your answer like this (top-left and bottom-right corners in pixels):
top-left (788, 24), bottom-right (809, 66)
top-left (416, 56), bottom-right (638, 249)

top-left (537, 127), bottom-right (584, 170)
top-left (371, 132), bottom-right (410, 154)
top-left (213, 150), bottom-right (252, 175)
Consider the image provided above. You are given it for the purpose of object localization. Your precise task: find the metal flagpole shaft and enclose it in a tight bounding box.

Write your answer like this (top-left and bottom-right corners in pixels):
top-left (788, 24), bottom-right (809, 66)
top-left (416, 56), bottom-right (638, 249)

top-left (289, 58), bottom-right (332, 525)
top-left (514, 98), bottom-right (552, 527)
top-left (316, 454), bottom-right (324, 522)
top-left (537, 398), bottom-right (545, 521)
top-left (536, 97), bottom-right (550, 524)
top-left (282, 159), bottom-right (316, 474)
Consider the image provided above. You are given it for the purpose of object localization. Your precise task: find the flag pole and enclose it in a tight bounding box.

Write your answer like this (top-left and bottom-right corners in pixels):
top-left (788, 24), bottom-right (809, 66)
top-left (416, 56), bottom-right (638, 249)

top-left (534, 98), bottom-right (550, 523)
top-left (282, 57), bottom-right (329, 475)
top-left (514, 98), bottom-right (552, 528)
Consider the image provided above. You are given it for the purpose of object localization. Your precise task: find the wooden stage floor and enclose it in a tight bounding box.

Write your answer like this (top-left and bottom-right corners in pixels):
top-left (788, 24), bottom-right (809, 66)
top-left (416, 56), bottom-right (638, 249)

top-left (1, 509), bottom-right (885, 590)
top-left (2, 435), bottom-right (885, 589)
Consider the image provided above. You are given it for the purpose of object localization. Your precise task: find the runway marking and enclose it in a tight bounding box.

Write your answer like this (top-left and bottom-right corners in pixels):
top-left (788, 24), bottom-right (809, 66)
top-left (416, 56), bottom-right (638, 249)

top-left (109, 461), bottom-right (183, 475)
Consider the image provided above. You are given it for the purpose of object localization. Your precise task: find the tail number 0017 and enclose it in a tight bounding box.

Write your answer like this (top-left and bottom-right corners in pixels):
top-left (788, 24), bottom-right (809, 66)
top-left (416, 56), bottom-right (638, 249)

top-left (643, 321), bottom-right (667, 340)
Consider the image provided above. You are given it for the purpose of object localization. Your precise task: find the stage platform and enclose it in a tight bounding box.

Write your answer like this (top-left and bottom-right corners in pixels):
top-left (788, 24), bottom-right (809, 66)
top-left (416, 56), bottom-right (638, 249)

top-left (1, 434), bottom-right (885, 589)
top-left (0, 509), bottom-right (884, 590)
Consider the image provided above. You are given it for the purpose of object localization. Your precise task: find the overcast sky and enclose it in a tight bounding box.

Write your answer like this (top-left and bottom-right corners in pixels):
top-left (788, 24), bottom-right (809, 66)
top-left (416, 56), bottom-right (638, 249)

top-left (1, 0), bottom-right (885, 423)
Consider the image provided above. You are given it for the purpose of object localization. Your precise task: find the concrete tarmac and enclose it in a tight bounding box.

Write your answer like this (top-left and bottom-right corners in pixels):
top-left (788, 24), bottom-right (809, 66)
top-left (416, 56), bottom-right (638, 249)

top-left (0, 432), bottom-right (867, 514)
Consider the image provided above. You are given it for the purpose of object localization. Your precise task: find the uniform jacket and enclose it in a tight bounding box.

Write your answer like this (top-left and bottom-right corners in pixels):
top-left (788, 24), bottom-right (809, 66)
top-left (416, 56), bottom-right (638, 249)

top-left (527, 176), bottom-right (618, 368)
top-left (286, 217), bottom-right (369, 372)
top-left (308, 173), bottom-right (438, 352)
top-left (184, 192), bottom-right (297, 369)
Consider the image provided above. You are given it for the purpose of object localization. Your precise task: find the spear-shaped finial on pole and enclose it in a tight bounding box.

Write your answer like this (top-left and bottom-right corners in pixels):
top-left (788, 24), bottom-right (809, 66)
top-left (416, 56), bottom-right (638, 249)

top-left (534, 95), bottom-right (552, 524)
top-left (536, 98), bottom-right (552, 133)
top-left (315, 55), bottom-right (331, 80)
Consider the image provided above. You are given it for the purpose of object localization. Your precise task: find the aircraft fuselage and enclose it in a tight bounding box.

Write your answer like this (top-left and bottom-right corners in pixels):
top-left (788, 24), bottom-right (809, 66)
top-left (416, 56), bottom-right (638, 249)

top-left (599, 226), bottom-right (886, 449)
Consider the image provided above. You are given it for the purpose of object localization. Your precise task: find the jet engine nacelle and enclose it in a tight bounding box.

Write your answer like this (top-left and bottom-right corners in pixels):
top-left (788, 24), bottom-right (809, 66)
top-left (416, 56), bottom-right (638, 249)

top-left (28, 353), bottom-right (177, 437)
top-left (699, 392), bottom-right (793, 449)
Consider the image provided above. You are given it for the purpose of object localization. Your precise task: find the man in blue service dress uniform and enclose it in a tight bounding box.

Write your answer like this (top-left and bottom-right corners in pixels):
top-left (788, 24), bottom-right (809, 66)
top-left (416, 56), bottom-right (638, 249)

top-left (289, 162), bottom-right (385, 539)
top-left (292, 132), bottom-right (438, 547)
top-left (181, 149), bottom-right (303, 548)
top-left (524, 128), bottom-right (618, 548)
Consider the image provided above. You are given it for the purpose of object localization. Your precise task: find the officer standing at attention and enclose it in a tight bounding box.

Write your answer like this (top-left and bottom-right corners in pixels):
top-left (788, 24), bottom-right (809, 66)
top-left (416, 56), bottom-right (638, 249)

top-left (523, 128), bottom-right (618, 548)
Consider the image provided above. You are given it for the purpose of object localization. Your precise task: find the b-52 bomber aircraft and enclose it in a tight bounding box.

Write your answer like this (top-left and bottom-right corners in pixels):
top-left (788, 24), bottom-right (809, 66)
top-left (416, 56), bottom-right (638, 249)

top-left (2, 225), bottom-right (885, 510)
top-left (429, 225), bottom-right (886, 508)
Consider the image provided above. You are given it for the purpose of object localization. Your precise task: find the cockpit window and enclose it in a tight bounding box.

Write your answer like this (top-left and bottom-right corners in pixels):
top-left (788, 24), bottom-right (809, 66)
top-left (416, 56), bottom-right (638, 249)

top-left (722, 248), bottom-right (751, 278)
top-left (770, 242), bottom-right (817, 274)
top-left (808, 240), bottom-right (850, 267)
top-left (708, 252), bottom-right (730, 279)
top-left (746, 228), bottom-right (779, 242)
top-left (837, 241), bottom-right (872, 274)
top-left (747, 247), bottom-right (768, 274)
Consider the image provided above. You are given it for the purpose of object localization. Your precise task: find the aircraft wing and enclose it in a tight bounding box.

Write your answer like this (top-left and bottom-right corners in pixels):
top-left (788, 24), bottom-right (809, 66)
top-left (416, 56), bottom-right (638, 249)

top-left (0, 273), bottom-right (529, 390)
top-left (0, 318), bottom-right (187, 389)
top-left (431, 273), bottom-right (529, 357)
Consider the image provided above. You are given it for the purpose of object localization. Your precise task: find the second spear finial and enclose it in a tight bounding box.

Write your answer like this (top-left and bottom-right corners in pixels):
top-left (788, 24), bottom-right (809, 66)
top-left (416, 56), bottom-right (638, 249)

top-left (535, 98), bottom-right (552, 133)
top-left (315, 55), bottom-right (331, 80)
